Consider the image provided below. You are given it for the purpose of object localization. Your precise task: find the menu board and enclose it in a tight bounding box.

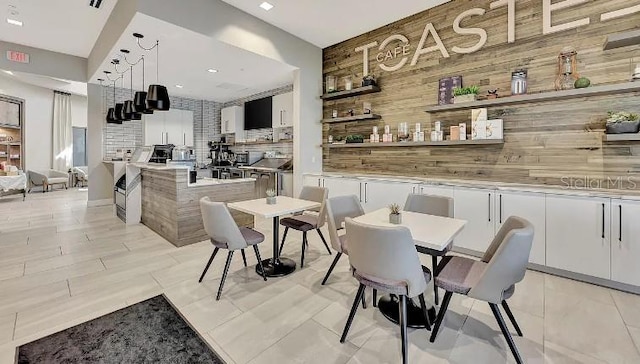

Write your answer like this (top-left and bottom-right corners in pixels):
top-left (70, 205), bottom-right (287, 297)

top-left (438, 76), bottom-right (463, 105)
top-left (0, 98), bottom-right (21, 127)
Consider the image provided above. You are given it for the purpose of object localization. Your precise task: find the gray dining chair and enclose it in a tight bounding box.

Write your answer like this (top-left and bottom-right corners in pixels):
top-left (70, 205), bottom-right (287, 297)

top-left (403, 193), bottom-right (454, 305)
top-left (429, 216), bottom-right (534, 364)
top-left (279, 186), bottom-right (331, 268)
top-left (321, 195), bottom-right (365, 286)
top-left (199, 197), bottom-right (268, 300)
top-left (342, 218), bottom-right (432, 364)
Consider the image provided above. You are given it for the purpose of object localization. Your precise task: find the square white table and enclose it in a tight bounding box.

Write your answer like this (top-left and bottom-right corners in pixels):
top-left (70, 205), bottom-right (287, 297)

top-left (228, 196), bottom-right (321, 277)
top-left (353, 208), bottom-right (467, 328)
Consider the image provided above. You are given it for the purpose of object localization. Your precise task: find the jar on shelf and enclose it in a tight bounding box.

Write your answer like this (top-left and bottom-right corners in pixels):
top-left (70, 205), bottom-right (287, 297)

top-left (326, 76), bottom-right (338, 93)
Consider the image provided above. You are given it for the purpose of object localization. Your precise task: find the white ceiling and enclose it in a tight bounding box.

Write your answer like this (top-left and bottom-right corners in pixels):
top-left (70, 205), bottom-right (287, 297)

top-left (0, 69), bottom-right (87, 95)
top-left (221, 0), bottom-right (451, 48)
top-left (90, 13), bottom-right (296, 102)
top-left (0, 0), bottom-right (117, 57)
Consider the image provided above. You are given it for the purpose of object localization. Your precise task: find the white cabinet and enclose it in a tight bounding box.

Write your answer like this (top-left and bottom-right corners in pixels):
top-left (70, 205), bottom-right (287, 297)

top-left (144, 109), bottom-right (193, 146)
top-left (221, 106), bottom-right (244, 134)
top-left (303, 175), bottom-right (323, 188)
top-left (546, 195), bottom-right (610, 279)
top-left (272, 92), bottom-right (293, 128)
top-left (453, 187), bottom-right (496, 253)
top-left (361, 180), bottom-right (415, 213)
top-left (418, 185), bottom-right (455, 199)
top-left (323, 177), bottom-right (362, 200)
top-left (611, 199), bottom-right (640, 286)
top-left (496, 191), bottom-right (546, 265)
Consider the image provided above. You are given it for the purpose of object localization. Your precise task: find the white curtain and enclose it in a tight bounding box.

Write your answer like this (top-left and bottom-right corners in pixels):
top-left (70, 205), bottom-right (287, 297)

top-left (52, 92), bottom-right (73, 171)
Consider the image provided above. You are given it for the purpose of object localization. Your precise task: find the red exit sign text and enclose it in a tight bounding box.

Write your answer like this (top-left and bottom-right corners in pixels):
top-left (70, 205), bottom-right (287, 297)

top-left (6, 51), bottom-right (30, 64)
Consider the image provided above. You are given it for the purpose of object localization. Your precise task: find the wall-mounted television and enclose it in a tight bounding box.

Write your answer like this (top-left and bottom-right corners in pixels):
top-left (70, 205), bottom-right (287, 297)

top-left (244, 96), bottom-right (272, 130)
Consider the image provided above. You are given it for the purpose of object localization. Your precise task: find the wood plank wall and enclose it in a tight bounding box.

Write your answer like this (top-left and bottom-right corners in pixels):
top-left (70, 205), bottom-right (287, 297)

top-left (322, 0), bottom-right (640, 190)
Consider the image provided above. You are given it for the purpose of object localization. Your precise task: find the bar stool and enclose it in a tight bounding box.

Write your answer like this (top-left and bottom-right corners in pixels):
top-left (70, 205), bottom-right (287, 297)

top-left (198, 197), bottom-right (268, 300)
top-left (341, 218), bottom-right (432, 364)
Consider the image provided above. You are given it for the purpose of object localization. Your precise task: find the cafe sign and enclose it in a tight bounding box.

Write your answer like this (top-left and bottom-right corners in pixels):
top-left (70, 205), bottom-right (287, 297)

top-left (355, 0), bottom-right (640, 75)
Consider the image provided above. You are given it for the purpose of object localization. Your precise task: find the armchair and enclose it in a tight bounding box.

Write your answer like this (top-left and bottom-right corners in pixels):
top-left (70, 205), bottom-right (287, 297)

top-left (73, 166), bottom-right (88, 187)
top-left (29, 169), bottom-right (68, 193)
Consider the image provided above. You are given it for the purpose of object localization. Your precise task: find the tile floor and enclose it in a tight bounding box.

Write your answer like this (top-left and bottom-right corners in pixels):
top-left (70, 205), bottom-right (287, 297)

top-left (1, 189), bottom-right (640, 363)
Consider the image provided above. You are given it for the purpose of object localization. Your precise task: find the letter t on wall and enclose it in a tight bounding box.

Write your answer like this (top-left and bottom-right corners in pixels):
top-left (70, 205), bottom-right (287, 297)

top-left (490, 0), bottom-right (516, 43)
top-left (543, 0), bottom-right (590, 35)
top-left (354, 42), bottom-right (378, 77)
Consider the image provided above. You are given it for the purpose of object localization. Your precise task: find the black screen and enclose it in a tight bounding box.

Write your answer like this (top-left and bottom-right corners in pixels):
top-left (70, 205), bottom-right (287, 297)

top-left (244, 96), bottom-right (273, 130)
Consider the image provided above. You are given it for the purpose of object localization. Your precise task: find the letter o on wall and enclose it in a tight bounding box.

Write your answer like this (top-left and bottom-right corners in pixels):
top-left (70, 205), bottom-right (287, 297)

top-left (377, 34), bottom-right (410, 72)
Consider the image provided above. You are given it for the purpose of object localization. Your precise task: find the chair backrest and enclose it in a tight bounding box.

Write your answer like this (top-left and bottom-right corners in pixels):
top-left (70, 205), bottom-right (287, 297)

top-left (199, 197), bottom-right (247, 250)
top-left (345, 218), bottom-right (428, 298)
top-left (299, 186), bottom-right (328, 227)
top-left (325, 195), bottom-right (364, 253)
top-left (468, 216), bottom-right (534, 304)
top-left (404, 193), bottom-right (453, 218)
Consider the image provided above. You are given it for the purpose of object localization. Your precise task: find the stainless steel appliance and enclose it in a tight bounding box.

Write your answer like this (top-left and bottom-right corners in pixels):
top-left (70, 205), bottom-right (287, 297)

top-left (149, 144), bottom-right (174, 164)
top-left (235, 151), bottom-right (263, 166)
top-left (172, 146), bottom-right (195, 161)
top-left (114, 174), bottom-right (127, 222)
top-left (240, 158), bottom-right (292, 198)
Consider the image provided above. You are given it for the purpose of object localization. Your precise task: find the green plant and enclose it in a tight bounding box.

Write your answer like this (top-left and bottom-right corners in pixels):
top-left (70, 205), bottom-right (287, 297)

top-left (345, 134), bottom-right (364, 143)
top-left (388, 203), bottom-right (401, 215)
top-left (266, 188), bottom-right (276, 198)
top-left (453, 86), bottom-right (480, 96)
top-left (607, 111), bottom-right (639, 123)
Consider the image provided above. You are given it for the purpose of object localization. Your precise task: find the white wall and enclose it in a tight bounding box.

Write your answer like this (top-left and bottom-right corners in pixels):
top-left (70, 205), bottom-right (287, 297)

top-left (0, 74), bottom-right (88, 170)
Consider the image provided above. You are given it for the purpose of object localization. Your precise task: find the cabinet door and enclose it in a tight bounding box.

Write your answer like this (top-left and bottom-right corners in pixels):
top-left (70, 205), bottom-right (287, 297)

top-left (272, 92), bottom-right (293, 128)
top-left (323, 177), bottom-right (362, 201)
top-left (221, 107), bottom-right (233, 134)
top-left (497, 191), bottom-right (546, 265)
top-left (181, 110), bottom-right (194, 147)
top-left (144, 113), bottom-right (165, 145)
top-left (611, 199), bottom-right (640, 286)
top-left (165, 110), bottom-right (184, 145)
top-left (546, 195), bottom-right (610, 279)
top-left (453, 187), bottom-right (496, 253)
top-left (363, 181), bottom-right (415, 213)
top-left (419, 185), bottom-right (455, 198)
top-left (303, 175), bottom-right (322, 187)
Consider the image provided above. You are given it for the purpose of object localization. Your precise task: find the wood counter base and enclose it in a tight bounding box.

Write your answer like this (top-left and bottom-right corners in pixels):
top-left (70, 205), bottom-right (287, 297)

top-left (141, 168), bottom-right (256, 247)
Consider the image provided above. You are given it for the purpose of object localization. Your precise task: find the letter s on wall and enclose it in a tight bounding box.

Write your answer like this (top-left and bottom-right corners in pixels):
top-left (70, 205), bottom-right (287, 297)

top-left (452, 8), bottom-right (488, 54)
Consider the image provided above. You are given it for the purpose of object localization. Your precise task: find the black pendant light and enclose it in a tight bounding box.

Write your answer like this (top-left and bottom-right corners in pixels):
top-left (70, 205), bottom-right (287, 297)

top-left (117, 75), bottom-right (131, 121)
top-left (134, 55), bottom-right (153, 114)
top-left (134, 33), bottom-right (170, 111)
top-left (126, 64), bottom-right (142, 120)
top-left (105, 71), bottom-right (121, 124)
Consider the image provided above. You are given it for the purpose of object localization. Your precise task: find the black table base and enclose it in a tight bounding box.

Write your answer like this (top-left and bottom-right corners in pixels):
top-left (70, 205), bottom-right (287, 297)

top-left (378, 294), bottom-right (437, 329)
top-left (256, 257), bottom-right (297, 277)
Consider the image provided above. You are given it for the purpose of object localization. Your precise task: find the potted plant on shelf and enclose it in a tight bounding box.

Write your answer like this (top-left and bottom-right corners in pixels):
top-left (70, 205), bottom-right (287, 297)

top-left (453, 86), bottom-right (480, 104)
top-left (266, 188), bottom-right (277, 205)
top-left (606, 111), bottom-right (640, 134)
top-left (389, 203), bottom-right (402, 224)
top-left (345, 134), bottom-right (365, 144)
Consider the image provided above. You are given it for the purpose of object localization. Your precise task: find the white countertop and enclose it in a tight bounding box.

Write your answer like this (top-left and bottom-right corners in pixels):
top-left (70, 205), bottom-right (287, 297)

top-left (228, 196), bottom-right (320, 219)
top-left (187, 177), bottom-right (255, 188)
top-left (308, 172), bottom-right (640, 200)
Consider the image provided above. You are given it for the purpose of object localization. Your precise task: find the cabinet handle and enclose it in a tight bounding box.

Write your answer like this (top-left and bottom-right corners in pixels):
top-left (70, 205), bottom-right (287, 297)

top-left (280, 110), bottom-right (284, 125)
top-left (499, 194), bottom-right (503, 224)
top-left (318, 178), bottom-right (321, 187)
top-left (488, 193), bottom-right (492, 222)
top-left (619, 204), bottom-right (623, 243)
top-left (412, 186), bottom-right (415, 194)
top-left (364, 183), bottom-right (368, 203)
top-left (359, 183), bottom-right (362, 203)
top-left (601, 203), bottom-right (605, 239)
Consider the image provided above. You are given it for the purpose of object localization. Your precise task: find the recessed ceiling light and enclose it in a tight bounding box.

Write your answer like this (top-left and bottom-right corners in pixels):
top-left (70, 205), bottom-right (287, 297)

top-left (259, 2), bottom-right (274, 11)
top-left (3, 70), bottom-right (13, 75)
top-left (175, 84), bottom-right (184, 88)
top-left (207, 68), bottom-right (219, 73)
top-left (7, 18), bottom-right (23, 27)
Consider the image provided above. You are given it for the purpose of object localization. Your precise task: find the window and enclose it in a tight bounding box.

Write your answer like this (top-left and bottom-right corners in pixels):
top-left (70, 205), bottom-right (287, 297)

top-left (72, 127), bottom-right (87, 167)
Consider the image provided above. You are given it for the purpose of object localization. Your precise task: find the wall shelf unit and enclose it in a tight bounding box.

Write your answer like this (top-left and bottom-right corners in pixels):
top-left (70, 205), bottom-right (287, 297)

top-left (233, 139), bottom-right (293, 146)
top-left (322, 114), bottom-right (382, 124)
top-left (425, 83), bottom-right (640, 113)
top-left (323, 139), bottom-right (503, 149)
top-left (320, 85), bottom-right (381, 101)
top-left (602, 133), bottom-right (640, 142)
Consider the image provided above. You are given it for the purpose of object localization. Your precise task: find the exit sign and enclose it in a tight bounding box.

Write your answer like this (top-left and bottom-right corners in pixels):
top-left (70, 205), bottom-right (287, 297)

top-left (6, 51), bottom-right (29, 64)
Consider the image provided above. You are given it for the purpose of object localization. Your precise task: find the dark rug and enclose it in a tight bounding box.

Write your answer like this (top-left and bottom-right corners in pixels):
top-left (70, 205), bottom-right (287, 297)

top-left (18, 295), bottom-right (225, 364)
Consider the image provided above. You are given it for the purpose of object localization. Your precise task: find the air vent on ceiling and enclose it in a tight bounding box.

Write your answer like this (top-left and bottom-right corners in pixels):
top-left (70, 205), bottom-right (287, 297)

top-left (89, 0), bottom-right (104, 9)
top-left (215, 82), bottom-right (249, 92)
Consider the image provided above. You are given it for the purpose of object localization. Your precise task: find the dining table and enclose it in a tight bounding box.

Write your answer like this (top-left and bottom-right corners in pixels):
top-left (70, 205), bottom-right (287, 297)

top-left (353, 208), bottom-right (467, 328)
top-left (228, 196), bottom-right (321, 277)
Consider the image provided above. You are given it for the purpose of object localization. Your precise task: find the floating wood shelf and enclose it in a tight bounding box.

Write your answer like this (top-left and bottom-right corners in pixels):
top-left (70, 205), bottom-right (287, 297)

top-left (322, 114), bottom-right (382, 124)
top-left (323, 139), bottom-right (504, 148)
top-left (320, 85), bottom-right (381, 100)
top-left (603, 29), bottom-right (640, 50)
top-left (233, 140), bottom-right (293, 146)
top-left (425, 83), bottom-right (640, 113)
top-left (0, 125), bottom-right (21, 130)
top-left (602, 133), bottom-right (640, 142)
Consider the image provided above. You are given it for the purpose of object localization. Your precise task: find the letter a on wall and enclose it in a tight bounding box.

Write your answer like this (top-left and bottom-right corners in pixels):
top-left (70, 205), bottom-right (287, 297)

top-left (411, 23), bottom-right (450, 66)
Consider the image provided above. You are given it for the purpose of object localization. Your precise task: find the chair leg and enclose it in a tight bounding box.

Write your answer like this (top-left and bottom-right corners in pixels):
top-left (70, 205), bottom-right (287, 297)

top-left (253, 245), bottom-right (267, 281)
top-left (279, 227), bottom-right (289, 253)
top-left (432, 255), bottom-right (439, 305)
top-left (198, 248), bottom-right (219, 283)
top-left (362, 289), bottom-right (367, 309)
top-left (399, 295), bottom-right (408, 364)
top-left (300, 231), bottom-right (307, 268)
top-left (241, 249), bottom-right (247, 267)
top-left (321, 252), bottom-right (342, 285)
top-left (317, 229), bottom-right (332, 255)
top-left (430, 291), bottom-right (453, 343)
top-left (373, 289), bottom-right (377, 307)
top-left (216, 251), bottom-right (234, 301)
top-left (340, 283), bottom-right (366, 343)
top-left (490, 303), bottom-right (524, 364)
top-left (419, 294), bottom-right (432, 331)
top-left (501, 300), bottom-right (523, 337)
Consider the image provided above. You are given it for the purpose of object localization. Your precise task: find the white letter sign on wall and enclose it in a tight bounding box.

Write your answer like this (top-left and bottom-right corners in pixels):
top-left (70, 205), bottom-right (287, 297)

top-left (355, 42), bottom-right (378, 76)
top-left (452, 8), bottom-right (488, 54)
top-left (490, 0), bottom-right (516, 43)
top-left (376, 34), bottom-right (411, 72)
top-left (601, 3), bottom-right (640, 21)
top-left (543, 0), bottom-right (590, 34)
top-left (411, 23), bottom-right (450, 66)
